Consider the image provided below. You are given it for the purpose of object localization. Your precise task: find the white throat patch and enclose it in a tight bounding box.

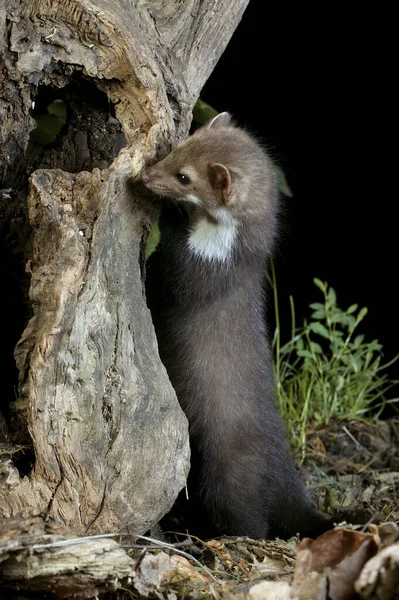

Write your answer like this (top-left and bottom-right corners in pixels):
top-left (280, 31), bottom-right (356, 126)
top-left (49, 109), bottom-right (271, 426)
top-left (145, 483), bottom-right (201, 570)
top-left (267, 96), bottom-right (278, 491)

top-left (188, 208), bottom-right (238, 263)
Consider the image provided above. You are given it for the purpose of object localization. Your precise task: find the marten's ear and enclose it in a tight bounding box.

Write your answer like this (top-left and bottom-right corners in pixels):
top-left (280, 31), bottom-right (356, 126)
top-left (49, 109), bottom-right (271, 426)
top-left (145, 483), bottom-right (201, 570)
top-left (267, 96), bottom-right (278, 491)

top-left (208, 112), bottom-right (231, 129)
top-left (208, 163), bottom-right (232, 204)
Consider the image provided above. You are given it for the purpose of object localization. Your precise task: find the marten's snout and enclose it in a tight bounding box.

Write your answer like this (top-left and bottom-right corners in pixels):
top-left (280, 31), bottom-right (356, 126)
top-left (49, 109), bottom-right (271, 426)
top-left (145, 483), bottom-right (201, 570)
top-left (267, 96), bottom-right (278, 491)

top-left (141, 171), bottom-right (150, 184)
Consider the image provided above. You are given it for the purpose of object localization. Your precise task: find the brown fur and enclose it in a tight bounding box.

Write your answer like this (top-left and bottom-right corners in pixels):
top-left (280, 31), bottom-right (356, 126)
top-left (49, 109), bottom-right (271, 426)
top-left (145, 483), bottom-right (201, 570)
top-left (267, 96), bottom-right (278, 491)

top-left (142, 113), bottom-right (332, 539)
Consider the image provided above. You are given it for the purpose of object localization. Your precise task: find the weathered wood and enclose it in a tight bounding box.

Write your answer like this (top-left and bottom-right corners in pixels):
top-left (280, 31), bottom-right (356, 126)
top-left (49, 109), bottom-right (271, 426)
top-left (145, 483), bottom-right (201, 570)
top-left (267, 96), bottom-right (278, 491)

top-left (0, 517), bottom-right (136, 598)
top-left (0, 0), bottom-right (250, 536)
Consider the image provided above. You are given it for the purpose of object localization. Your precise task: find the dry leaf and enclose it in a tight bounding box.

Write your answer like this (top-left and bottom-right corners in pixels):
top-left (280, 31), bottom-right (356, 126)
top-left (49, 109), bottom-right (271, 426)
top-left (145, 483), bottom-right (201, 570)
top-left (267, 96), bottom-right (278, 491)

top-left (355, 541), bottom-right (399, 600)
top-left (328, 539), bottom-right (376, 600)
top-left (248, 580), bottom-right (292, 599)
top-left (133, 551), bottom-right (212, 599)
top-left (378, 522), bottom-right (399, 548)
top-left (296, 527), bottom-right (377, 572)
top-left (291, 565), bottom-right (328, 600)
top-left (292, 527), bottom-right (379, 600)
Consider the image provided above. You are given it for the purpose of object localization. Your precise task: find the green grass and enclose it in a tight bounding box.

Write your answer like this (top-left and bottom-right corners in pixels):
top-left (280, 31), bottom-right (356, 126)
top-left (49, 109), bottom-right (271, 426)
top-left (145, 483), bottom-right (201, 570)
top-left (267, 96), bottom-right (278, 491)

top-left (272, 272), bottom-right (399, 459)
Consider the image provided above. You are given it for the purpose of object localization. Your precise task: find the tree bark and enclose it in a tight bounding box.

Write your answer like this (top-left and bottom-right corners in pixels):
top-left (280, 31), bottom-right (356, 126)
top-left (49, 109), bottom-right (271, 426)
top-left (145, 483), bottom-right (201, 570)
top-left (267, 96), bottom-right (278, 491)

top-left (0, 0), bottom-right (250, 536)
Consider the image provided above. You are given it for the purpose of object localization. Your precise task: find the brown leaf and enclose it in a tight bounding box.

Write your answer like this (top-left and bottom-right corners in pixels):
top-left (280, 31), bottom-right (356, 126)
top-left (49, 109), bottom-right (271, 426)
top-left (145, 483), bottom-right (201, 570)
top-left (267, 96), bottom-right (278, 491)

top-left (133, 551), bottom-right (211, 598)
top-left (293, 527), bottom-right (379, 600)
top-left (355, 541), bottom-right (399, 600)
top-left (296, 527), bottom-right (377, 573)
top-left (378, 522), bottom-right (399, 549)
top-left (328, 539), bottom-right (376, 600)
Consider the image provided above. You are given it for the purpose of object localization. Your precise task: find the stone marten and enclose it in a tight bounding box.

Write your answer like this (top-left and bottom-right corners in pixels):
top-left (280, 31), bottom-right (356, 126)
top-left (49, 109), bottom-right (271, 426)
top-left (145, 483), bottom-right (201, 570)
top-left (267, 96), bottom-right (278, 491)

top-left (141, 112), bottom-right (331, 540)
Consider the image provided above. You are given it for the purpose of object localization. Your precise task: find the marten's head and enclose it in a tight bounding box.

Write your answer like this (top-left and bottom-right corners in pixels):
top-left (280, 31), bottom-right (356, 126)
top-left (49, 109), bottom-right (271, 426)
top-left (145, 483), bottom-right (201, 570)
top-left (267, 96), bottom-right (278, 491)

top-left (141, 112), bottom-right (276, 216)
top-left (141, 112), bottom-right (278, 262)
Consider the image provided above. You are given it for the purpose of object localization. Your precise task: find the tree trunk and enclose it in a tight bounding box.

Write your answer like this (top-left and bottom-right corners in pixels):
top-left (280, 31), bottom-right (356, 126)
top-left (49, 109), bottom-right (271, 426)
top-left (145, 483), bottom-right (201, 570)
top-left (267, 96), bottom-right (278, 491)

top-left (0, 0), bottom-right (249, 536)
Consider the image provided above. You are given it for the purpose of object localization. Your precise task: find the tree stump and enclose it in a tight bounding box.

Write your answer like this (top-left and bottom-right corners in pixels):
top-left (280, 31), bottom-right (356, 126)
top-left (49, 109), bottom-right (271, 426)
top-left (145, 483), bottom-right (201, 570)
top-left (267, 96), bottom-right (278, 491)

top-left (0, 0), bottom-right (250, 536)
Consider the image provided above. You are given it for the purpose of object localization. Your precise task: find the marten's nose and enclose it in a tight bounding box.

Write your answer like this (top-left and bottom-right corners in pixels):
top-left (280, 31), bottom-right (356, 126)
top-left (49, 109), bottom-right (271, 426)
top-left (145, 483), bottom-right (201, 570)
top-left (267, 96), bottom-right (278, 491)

top-left (141, 172), bottom-right (150, 184)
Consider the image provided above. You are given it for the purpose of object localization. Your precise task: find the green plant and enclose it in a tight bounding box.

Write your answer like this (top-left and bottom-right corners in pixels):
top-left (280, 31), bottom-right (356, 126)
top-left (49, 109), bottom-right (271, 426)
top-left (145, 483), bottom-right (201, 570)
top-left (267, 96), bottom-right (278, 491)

top-left (272, 273), bottom-right (399, 459)
top-left (145, 220), bottom-right (160, 259)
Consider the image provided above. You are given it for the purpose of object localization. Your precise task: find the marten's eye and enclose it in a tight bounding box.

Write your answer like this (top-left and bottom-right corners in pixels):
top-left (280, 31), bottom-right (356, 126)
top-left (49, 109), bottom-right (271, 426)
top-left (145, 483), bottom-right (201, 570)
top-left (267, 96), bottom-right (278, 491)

top-left (176, 173), bottom-right (191, 185)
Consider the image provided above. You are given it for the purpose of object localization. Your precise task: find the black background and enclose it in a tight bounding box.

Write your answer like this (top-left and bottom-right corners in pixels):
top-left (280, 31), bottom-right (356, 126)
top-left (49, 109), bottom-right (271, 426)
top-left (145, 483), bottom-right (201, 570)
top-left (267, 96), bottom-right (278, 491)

top-left (201, 1), bottom-right (398, 402)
